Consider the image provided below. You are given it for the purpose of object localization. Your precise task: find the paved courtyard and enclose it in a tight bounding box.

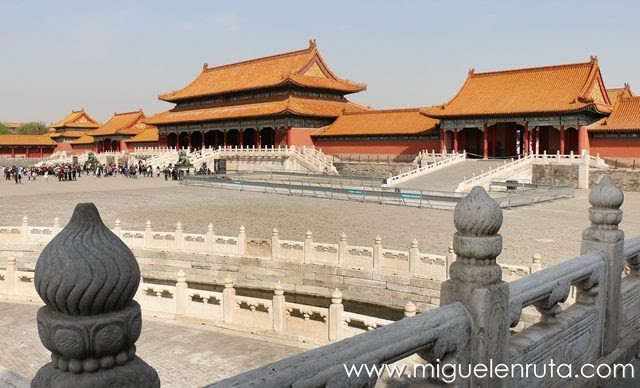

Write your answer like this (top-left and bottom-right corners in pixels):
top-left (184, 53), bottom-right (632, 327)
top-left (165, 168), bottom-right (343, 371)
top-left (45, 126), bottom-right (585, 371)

top-left (0, 300), bottom-right (307, 387)
top-left (1, 175), bottom-right (640, 267)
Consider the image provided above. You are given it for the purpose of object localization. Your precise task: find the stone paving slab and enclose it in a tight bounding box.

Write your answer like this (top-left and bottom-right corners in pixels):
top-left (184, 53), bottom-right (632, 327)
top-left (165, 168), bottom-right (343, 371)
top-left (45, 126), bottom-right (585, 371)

top-left (0, 300), bottom-right (306, 387)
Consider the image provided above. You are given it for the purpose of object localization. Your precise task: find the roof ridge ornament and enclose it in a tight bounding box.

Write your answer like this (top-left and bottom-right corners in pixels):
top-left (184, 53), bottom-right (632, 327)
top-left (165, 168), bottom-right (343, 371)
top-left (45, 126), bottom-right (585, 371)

top-left (590, 55), bottom-right (598, 63)
top-left (203, 62), bottom-right (208, 72)
top-left (468, 68), bottom-right (475, 75)
top-left (309, 39), bottom-right (317, 49)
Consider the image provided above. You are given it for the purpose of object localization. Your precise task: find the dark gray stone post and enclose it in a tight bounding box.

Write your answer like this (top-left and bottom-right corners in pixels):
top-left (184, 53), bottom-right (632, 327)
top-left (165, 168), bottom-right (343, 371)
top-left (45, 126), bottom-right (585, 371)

top-left (32, 203), bottom-right (160, 387)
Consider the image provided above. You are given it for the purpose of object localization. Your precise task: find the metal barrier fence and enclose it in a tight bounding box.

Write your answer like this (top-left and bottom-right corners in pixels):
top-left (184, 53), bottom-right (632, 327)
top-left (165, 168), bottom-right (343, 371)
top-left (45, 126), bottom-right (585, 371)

top-left (181, 175), bottom-right (574, 210)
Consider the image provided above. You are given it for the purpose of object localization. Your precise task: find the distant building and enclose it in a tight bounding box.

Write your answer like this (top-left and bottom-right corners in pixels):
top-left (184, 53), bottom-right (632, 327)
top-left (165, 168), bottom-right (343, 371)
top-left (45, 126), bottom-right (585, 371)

top-left (48, 109), bottom-right (101, 144)
top-left (145, 40), bottom-right (368, 149)
top-left (0, 135), bottom-right (57, 158)
top-left (78, 110), bottom-right (151, 152)
top-left (423, 57), bottom-right (612, 158)
top-left (1, 122), bottom-right (26, 134)
top-left (312, 108), bottom-right (439, 158)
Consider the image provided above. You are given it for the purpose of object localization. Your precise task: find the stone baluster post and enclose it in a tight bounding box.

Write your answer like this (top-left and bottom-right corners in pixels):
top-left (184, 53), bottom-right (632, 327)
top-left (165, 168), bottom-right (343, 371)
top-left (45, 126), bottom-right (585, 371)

top-left (373, 235), bottom-right (382, 269)
top-left (579, 175), bottom-right (625, 355)
top-left (223, 277), bottom-right (235, 324)
top-left (578, 150), bottom-right (590, 189)
top-left (530, 253), bottom-right (542, 273)
top-left (22, 216), bottom-right (29, 242)
top-left (5, 256), bottom-right (16, 295)
top-left (272, 282), bottom-right (285, 334)
top-left (175, 221), bottom-right (184, 250)
top-left (52, 217), bottom-right (60, 235)
top-left (175, 270), bottom-right (187, 316)
top-left (440, 187), bottom-right (509, 388)
top-left (409, 239), bottom-right (419, 274)
top-left (445, 245), bottom-right (455, 280)
top-left (205, 223), bottom-right (215, 252)
top-left (304, 230), bottom-right (313, 264)
top-left (144, 220), bottom-right (152, 249)
top-left (403, 301), bottom-right (416, 318)
top-left (114, 218), bottom-right (122, 238)
top-left (238, 226), bottom-right (246, 256)
top-left (338, 232), bottom-right (347, 266)
top-left (32, 203), bottom-right (159, 387)
top-left (271, 227), bottom-right (280, 260)
top-left (328, 289), bottom-right (343, 342)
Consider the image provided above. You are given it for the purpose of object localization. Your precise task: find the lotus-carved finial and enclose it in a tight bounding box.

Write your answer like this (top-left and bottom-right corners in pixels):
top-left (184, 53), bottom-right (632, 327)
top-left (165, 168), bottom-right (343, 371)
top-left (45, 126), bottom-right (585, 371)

top-left (454, 186), bottom-right (502, 237)
top-left (589, 175), bottom-right (623, 209)
top-left (34, 203), bottom-right (140, 316)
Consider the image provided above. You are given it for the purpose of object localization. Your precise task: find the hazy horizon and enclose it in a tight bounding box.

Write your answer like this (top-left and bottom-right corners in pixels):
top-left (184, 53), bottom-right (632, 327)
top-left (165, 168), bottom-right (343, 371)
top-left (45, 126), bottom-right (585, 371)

top-left (1, 0), bottom-right (638, 124)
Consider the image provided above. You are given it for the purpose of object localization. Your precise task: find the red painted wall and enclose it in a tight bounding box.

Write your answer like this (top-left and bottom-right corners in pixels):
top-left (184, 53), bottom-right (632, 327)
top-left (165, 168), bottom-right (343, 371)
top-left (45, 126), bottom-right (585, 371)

top-left (311, 138), bottom-right (440, 157)
top-left (287, 128), bottom-right (316, 147)
top-left (590, 137), bottom-right (640, 161)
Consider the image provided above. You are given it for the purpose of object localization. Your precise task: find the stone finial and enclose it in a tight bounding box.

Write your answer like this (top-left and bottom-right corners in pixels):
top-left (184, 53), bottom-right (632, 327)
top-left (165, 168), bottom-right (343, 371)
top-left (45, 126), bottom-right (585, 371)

top-left (272, 227), bottom-right (279, 236)
top-left (7, 256), bottom-right (15, 265)
top-left (589, 175), bottom-right (624, 210)
top-left (411, 238), bottom-right (418, 249)
top-left (177, 269), bottom-right (186, 283)
top-left (224, 277), bottom-right (234, 288)
top-left (375, 235), bottom-right (382, 244)
top-left (448, 245), bottom-right (454, 254)
top-left (274, 281), bottom-right (284, 296)
top-left (239, 225), bottom-right (245, 234)
top-left (145, 220), bottom-right (151, 229)
top-left (331, 289), bottom-right (343, 304)
top-left (53, 217), bottom-right (59, 227)
top-left (454, 186), bottom-right (503, 237)
top-left (207, 223), bottom-right (214, 232)
top-left (175, 221), bottom-right (183, 231)
top-left (32, 203), bottom-right (159, 387)
top-left (114, 218), bottom-right (121, 227)
top-left (404, 301), bottom-right (416, 317)
top-left (340, 232), bottom-right (347, 242)
top-left (305, 230), bottom-right (313, 238)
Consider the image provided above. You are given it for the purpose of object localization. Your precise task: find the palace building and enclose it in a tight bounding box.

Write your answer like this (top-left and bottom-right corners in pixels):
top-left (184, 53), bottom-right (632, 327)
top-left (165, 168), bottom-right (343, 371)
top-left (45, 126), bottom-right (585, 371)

top-left (145, 40), bottom-right (368, 149)
top-left (80, 110), bottom-right (150, 152)
top-left (423, 57), bottom-right (613, 158)
top-left (588, 92), bottom-right (640, 162)
top-left (48, 109), bottom-right (102, 144)
top-left (0, 135), bottom-right (57, 158)
top-left (312, 108), bottom-right (439, 158)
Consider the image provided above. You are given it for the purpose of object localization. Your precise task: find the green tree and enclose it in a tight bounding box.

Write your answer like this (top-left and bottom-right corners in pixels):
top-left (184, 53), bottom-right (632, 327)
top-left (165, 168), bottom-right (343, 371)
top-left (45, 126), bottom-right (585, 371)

top-left (0, 123), bottom-right (11, 135)
top-left (16, 121), bottom-right (48, 135)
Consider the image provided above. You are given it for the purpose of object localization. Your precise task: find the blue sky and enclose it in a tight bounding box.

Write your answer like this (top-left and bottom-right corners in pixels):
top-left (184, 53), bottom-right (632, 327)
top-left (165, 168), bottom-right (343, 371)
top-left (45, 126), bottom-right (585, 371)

top-left (1, 0), bottom-right (638, 123)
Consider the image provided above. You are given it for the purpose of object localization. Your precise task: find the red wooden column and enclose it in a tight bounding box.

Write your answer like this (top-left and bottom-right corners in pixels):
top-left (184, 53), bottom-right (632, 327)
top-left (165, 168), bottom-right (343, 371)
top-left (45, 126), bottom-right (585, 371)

top-left (257, 129), bottom-right (261, 148)
top-left (25, 147), bottom-right (30, 158)
top-left (439, 128), bottom-right (445, 152)
top-left (523, 122), bottom-right (530, 156)
top-left (188, 133), bottom-right (192, 150)
top-left (560, 125), bottom-right (565, 154)
top-left (461, 129), bottom-right (466, 152)
top-left (223, 130), bottom-right (228, 147)
top-left (483, 123), bottom-right (489, 158)
top-left (453, 129), bottom-right (459, 153)
top-left (40, 147), bottom-right (44, 157)
top-left (530, 127), bottom-right (536, 154)
top-left (11, 147), bottom-right (15, 157)
top-left (578, 125), bottom-right (589, 154)
top-left (491, 125), bottom-right (497, 157)
top-left (239, 130), bottom-right (244, 148)
top-left (201, 134), bottom-right (205, 149)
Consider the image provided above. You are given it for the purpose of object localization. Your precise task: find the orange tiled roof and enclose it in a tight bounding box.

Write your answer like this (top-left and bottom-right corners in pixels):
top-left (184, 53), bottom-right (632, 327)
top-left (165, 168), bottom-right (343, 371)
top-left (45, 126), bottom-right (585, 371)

top-left (49, 130), bottom-right (85, 139)
top-left (50, 109), bottom-right (101, 130)
top-left (126, 126), bottom-right (158, 143)
top-left (145, 96), bottom-right (368, 125)
top-left (71, 134), bottom-right (95, 145)
top-left (606, 83), bottom-right (635, 102)
top-left (588, 96), bottom-right (640, 132)
top-left (424, 57), bottom-right (612, 118)
top-left (313, 108), bottom-right (439, 137)
top-left (159, 40), bottom-right (365, 102)
top-left (0, 134), bottom-right (57, 146)
top-left (89, 110), bottom-right (145, 136)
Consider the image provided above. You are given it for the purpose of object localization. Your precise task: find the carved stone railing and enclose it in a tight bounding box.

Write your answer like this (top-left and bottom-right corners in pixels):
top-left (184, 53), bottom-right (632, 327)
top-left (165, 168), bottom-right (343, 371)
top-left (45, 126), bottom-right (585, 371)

top-left (0, 218), bottom-right (542, 284)
top-left (384, 150), bottom-right (466, 187)
top-left (210, 176), bottom-right (640, 387)
top-left (208, 302), bottom-right (472, 387)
